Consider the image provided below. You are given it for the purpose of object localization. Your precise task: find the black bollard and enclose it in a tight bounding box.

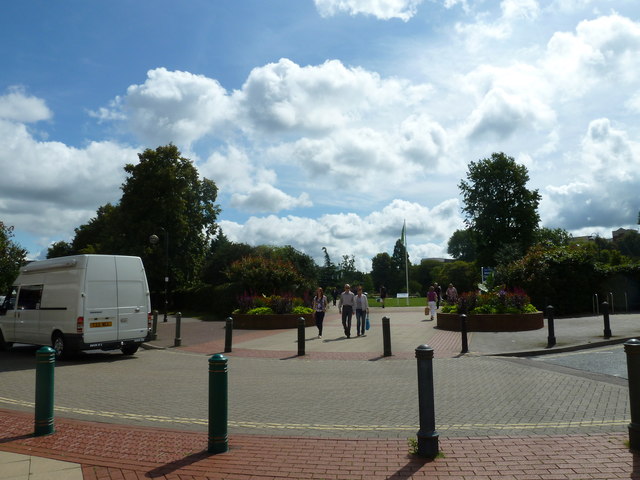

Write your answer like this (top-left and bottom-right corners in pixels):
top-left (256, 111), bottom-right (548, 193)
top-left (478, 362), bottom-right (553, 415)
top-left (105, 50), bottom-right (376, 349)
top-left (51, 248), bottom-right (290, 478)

top-left (174, 312), bottom-right (182, 347)
top-left (546, 305), bottom-right (556, 348)
top-left (224, 317), bottom-right (233, 353)
top-left (382, 316), bottom-right (392, 357)
top-left (297, 317), bottom-right (305, 356)
top-left (208, 353), bottom-right (229, 454)
top-left (625, 339), bottom-right (640, 450)
top-left (415, 344), bottom-right (439, 458)
top-left (151, 310), bottom-right (158, 341)
top-left (602, 301), bottom-right (612, 339)
top-left (34, 346), bottom-right (55, 436)
top-left (460, 314), bottom-right (468, 354)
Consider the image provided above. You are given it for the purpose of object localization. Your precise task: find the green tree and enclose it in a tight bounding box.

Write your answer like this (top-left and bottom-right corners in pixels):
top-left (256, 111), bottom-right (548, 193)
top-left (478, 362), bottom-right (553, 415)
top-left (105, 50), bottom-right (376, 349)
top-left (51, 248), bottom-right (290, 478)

top-left (434, 261), bottom-right (479, 297)
top-left (459, 152), bottom-right (541, 267)
top-left (0, 221), bottom-right (27, 294)
top-left (614, 230), bottom-right (640, 259)
top-left (201, 231), bottom-right (254, 286)
top-left (70, 145), bottom-right (221, 295)
top-left (447, 229), bottom-right (478, 262)
top-left (226, 256), bottom-right (305, 294)
top-left (47, 240), bottom-right (74, 259)
top-left (532, 227), bottom-right (571, 248)
top-left (371, 252), bottom-right (395, 294)
top-left (319, 247), bottom-right (338, 289)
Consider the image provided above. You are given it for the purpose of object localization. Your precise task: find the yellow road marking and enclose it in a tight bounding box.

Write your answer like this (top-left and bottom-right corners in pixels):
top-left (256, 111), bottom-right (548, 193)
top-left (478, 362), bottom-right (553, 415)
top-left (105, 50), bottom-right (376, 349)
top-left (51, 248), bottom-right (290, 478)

top-left (0, 396), bottom-right (628, 431)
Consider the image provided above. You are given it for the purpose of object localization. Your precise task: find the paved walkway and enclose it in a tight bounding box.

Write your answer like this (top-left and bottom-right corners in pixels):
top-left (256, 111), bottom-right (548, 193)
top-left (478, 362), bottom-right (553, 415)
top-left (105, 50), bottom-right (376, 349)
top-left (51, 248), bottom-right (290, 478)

top-left (1, 306), bottom-right (640, 479)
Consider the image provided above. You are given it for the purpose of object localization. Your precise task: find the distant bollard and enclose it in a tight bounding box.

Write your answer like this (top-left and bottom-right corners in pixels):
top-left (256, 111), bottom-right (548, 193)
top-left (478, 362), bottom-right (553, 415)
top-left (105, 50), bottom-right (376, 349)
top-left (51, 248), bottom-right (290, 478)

top-left (625, 339), bottom-right (640, 451)
top-left (224, 317), bottom-right (233, 353)
top-left (602, 301), bottom-right (612, 339)
top-left (415, 344), bottom-right (439, 458)
top-left (174, 312), bottom-right (182, 347)
top-left (208, 353), bottom-right (229, 454)
top-left (382, 316), bottom-right (392, 357)
top-left (151, 310), bottom-right (158, 341)
top-left (546, 305), bottom-right (556, 348)
top-left (34, 346), bottom-right (55, 436)
top-left (460, 314), bottom-right (468, 354)
top-left (297, 317), bottom-right (306, 356)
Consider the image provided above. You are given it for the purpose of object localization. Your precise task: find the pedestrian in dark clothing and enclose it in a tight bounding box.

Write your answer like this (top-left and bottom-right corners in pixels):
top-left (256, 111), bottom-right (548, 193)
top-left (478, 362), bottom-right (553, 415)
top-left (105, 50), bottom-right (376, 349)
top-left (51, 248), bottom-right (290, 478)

top-left (338, 284), bottom-right (355, 338)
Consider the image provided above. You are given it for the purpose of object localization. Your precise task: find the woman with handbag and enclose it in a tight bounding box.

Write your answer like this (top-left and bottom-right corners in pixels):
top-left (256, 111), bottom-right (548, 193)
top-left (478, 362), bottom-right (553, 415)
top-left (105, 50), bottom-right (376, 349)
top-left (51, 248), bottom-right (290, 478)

top-left (354, 286), bottom-right (369, 336)
top-left (313, 287), bottom-right (328, 339)
top-left (427, 285), bottom-right (438, 321)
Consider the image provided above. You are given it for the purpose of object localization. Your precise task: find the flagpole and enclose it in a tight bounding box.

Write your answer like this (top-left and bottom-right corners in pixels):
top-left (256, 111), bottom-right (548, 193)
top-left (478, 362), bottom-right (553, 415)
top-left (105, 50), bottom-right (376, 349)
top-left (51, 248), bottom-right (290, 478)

top-left (404, 220), bottom-right (409, 305)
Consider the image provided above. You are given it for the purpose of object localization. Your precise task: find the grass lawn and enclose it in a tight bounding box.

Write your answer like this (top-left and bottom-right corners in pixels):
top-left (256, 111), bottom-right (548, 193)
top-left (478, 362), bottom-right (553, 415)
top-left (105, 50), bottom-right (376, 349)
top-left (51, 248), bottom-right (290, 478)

top-left (368, 296), bottom-right (426, 307)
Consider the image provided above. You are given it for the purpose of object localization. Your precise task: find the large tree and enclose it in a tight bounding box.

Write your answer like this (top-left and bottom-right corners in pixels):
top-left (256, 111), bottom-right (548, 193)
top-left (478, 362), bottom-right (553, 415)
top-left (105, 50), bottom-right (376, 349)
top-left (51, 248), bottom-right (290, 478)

top-left (0, 221), bottom-right (27, 294)
top-left (70, 144), bottom-right (220, 293)
top-left (459, 152), bottom-right (541, 267)
top-left (447, 229), bottom-right (478, 262)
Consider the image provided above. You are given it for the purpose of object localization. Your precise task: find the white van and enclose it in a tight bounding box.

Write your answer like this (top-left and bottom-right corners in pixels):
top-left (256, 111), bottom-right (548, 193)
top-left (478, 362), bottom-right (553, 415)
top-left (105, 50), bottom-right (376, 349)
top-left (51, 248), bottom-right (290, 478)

top-left (0, 255), bottom-right (151, 358)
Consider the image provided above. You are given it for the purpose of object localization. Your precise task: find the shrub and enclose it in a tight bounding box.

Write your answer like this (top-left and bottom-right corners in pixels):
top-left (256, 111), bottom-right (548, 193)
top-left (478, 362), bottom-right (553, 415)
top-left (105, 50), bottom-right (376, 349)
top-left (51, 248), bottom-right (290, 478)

top-left (235, 293), bottom-right (310, 314)
top-left (247, 307), bottom-right (274, 315)
top-left (443, 287), bottom-right (537, 314)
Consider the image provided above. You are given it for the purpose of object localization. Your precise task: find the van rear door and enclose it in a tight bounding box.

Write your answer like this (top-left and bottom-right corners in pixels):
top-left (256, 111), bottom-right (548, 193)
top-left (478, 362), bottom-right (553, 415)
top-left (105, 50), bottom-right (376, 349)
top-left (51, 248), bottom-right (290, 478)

top-left (84, 256), bottom-right (119, 344)
top-left (115, 256), bottom-right (149, 341)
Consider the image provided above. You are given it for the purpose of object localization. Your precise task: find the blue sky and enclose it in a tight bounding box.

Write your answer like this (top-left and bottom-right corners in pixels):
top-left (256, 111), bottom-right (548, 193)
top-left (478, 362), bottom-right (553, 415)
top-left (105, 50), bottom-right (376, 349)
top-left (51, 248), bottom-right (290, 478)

top-left (1, 0), bottom-right (639, 270)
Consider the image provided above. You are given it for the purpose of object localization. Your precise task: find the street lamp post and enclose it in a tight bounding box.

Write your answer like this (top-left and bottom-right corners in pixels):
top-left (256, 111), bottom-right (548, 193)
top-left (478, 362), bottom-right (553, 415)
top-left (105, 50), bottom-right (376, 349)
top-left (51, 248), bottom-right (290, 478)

top-left (149, 229), bottom-right (169, 323)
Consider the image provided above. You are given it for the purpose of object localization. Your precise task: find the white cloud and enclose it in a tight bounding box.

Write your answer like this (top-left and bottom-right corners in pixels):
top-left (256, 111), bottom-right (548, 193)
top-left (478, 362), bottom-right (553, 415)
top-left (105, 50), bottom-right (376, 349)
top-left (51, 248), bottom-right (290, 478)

top-left (543, 118), bottom-right (640, 229)
top-left (543, 14), bottom-right (640, 95)
top-left (99, 67), bottom-right (234, 148)
top-left (220, 197), bottom-right (462, 271)
top-left (314, 0), bottom-right (424, 21)
top-left (234, 58), bottom-right (428, 136)
top-left (455, 0), bottom-right (541, 45)
top-left (0, 118), bottom-right (138, 255)
top-left (0, 87), bottom-right (52, 123)
top-left (231, 185), bottom-right (312, 213)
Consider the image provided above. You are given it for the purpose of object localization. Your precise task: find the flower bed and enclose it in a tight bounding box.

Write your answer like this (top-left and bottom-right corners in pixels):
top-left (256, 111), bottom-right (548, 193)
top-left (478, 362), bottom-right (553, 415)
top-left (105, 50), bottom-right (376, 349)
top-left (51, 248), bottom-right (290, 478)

top-left (436, 311), bottom-right (544, 332)
top-left (232, 313), bottom-right (315, 330)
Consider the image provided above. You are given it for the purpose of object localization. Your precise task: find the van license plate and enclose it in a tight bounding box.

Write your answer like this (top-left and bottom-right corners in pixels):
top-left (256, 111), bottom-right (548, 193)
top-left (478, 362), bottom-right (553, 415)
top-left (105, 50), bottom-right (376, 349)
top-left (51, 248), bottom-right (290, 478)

top-left (90, 321), bottom-right (113, 328)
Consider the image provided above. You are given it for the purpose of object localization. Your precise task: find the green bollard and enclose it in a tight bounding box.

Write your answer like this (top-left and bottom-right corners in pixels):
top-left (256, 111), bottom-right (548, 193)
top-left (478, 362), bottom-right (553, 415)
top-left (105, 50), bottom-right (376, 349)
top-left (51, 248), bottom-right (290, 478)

top-left (208, 353), bottom-right (228, 454)
top-left (34, 346), bottom-right (55, 436)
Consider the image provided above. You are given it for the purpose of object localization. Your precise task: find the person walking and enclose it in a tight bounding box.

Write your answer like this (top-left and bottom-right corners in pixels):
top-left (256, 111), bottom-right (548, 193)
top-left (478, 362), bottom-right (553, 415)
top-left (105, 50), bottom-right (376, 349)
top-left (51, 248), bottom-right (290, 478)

top-left (313, 287), bottom-right (328, 338)
top-left (338, 284), bottom-right (356, 338)
top-left (354, 286), bottom-right (369, 336)
top-left (380, 285), bottom-right (387, 308)
top-left (446, 283), bottom-right (458, 304)
top-left (434, 283), bottom-right (442, 309)
top-left (427, 285), bottom-right (438, 321)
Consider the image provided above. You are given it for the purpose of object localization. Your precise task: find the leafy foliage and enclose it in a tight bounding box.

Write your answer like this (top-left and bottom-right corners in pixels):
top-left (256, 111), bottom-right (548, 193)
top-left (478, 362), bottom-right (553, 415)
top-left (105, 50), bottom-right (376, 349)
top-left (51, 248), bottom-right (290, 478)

top-left (496, 243), bottom-right (640, 314)
top-left (0, 222), bottom-right (27, 294)
top-left (54, 145), bottom-right (221, 301)
top-left (235, 294), bottom-right (311, 314)
top-left (459, 152), bottom-right (541, 267)
top-left (441, 287), bottom-right (537, 314)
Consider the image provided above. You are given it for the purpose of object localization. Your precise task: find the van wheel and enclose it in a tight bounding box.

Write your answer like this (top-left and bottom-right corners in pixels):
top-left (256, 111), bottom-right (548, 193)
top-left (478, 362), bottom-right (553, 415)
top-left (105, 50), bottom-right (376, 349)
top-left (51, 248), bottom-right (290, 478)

top-left (52, 333), bottom-right (66, 359)
top-left (0, 330), bottom-right (12, 351)
top-left (121, 344), bottom-right (139, 355)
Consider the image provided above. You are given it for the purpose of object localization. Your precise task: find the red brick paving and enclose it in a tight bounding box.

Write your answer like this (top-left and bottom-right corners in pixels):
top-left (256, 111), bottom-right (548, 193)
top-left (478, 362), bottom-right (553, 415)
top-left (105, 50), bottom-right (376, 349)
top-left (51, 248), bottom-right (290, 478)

top-left (179, 329), bottom-right (462, 360)
top-left (2, 408), bottom-right (640, 479)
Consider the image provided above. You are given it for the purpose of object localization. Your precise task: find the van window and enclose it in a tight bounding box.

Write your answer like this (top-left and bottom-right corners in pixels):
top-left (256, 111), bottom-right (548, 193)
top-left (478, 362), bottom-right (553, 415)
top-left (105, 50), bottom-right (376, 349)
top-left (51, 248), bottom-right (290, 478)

top-left (17, 285), bottom-right (43, 310)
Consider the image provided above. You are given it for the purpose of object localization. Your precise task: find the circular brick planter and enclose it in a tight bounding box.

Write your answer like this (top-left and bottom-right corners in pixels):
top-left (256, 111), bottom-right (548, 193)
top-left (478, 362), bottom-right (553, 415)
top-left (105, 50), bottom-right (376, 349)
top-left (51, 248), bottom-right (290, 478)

top-left (232, 313), bottom-right (315, 329)
top-left (436, 312), bottom-right (544, 332)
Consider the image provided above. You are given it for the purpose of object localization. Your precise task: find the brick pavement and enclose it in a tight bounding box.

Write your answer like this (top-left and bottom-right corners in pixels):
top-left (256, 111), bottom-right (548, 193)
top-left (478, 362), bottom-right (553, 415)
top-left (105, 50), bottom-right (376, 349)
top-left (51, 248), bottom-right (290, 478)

top-left (1, 408), bottom-right (639, 479)
top-left (3, 308), bottom-right (640, 478)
